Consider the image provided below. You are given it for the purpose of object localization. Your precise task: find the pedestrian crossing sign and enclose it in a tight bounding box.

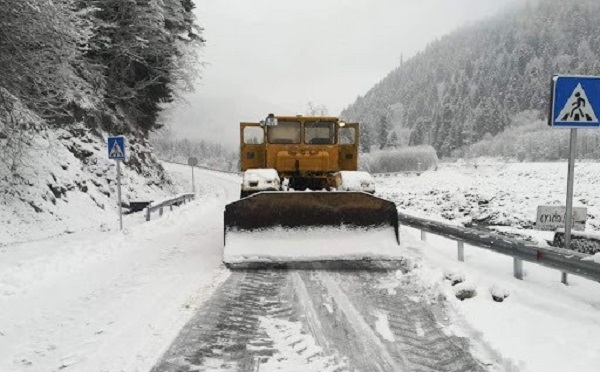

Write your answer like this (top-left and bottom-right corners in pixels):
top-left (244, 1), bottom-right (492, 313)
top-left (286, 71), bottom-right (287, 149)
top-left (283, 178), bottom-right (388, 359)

top-left (550, 75), bottom-right (600, 128)
top-left (108, 136), bottom-right (126, 160)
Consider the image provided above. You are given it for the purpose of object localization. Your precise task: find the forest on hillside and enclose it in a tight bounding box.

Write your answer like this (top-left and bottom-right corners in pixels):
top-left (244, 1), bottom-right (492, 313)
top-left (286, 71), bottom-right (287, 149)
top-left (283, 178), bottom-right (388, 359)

top-left (0, 0), bottom-right (202, 172)
top-left (341, 0), bottom-right (600, 159)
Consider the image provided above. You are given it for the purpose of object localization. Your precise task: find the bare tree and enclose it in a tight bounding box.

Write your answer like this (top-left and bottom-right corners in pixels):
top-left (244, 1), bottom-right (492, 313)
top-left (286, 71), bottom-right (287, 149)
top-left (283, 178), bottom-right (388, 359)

top-left (306, 102), bottom-right (329, 116)
top-left (0, 89), bottom-right (36, 173)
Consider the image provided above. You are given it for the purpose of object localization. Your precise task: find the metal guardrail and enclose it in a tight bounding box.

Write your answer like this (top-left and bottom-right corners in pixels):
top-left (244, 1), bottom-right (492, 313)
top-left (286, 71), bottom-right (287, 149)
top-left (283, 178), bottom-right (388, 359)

top-left (159, 160), bottom-right (240, 175)
top-left (145, 193), bottom-right (195, 221)
top-left (372, 171), bottom-right (423, 177)
top-left (398, 212), bottom-right (600, 283)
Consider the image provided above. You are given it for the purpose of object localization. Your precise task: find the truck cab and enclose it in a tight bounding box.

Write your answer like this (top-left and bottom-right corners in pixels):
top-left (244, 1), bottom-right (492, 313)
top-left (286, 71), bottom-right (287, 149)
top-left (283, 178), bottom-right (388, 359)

top-left (240, 115), bottom-right (360, 193)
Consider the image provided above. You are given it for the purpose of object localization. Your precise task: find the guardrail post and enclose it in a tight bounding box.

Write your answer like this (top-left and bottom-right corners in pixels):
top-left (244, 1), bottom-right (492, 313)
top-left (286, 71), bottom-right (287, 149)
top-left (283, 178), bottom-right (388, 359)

top-left (513, 258), bottom-right (523, 280)
top-left (420, 230), bottom-right (426, 241)
top-left (170, 204), bottom-right (173, 211)
top-left (457, 241), bottom-right (465, 262)
top-left (145, 208), bottom-right (150, 222)
top-left (159, 207), bottom-right (163, 217)
top-left (561, 272), bottom-right (569, 285)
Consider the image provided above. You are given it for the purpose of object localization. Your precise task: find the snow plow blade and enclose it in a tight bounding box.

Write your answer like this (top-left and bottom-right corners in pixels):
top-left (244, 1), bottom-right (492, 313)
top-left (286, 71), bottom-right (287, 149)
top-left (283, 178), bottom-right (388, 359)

top-left (223, 192), bottom-right (401, 269)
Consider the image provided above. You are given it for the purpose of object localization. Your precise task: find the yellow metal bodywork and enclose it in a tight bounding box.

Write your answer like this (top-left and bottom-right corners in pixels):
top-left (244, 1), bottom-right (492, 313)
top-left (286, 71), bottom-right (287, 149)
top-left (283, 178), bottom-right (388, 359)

top-left (240, 116), bottom-right (358, 186)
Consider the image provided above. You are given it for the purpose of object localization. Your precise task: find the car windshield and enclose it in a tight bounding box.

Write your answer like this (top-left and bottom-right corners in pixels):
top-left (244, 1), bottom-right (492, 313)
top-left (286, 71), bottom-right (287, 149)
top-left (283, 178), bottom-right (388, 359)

top-left (267, 121), bottom-right (301, 144)
top-left (305, 121), bottom-right (335, 145)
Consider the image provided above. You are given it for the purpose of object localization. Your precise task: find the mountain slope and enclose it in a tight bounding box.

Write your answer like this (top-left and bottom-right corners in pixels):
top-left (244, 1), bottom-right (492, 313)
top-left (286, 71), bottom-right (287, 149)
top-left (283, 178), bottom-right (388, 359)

top-left (341, 0), bottom-right (600, 156)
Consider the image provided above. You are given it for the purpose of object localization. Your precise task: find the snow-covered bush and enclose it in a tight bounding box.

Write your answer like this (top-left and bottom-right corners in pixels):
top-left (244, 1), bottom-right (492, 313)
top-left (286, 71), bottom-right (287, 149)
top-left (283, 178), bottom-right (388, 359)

top-left (361, 146), bottom-right (438, 173)
top-left (489, 285), bottom-right (510, 303)
top-left (464, 114), bottom-right (600, 161)
top-left (454, 283), bottom-right (477, 301)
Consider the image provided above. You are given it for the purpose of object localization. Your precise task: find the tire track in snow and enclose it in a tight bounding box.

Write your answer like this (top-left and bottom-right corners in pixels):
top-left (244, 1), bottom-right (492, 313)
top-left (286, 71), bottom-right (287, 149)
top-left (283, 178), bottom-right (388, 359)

top-left (152, 268), bottom-right (490, 372)
top-left (315, 271), bottom-right (409, 371)
top-left (338, 271), bottom-right (487, 372)
top-left (150, 270), bottom-right (289, 371)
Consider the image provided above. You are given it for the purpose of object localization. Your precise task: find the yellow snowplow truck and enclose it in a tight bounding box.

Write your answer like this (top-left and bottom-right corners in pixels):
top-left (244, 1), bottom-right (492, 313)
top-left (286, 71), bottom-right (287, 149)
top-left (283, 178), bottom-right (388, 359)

top-left (223, 114), bottom-right (401, 268)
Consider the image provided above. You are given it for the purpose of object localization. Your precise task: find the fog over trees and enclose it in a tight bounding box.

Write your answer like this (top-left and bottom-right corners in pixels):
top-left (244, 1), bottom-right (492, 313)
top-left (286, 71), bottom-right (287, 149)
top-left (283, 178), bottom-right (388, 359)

top-left (341, 0), bottom-right (600, 160)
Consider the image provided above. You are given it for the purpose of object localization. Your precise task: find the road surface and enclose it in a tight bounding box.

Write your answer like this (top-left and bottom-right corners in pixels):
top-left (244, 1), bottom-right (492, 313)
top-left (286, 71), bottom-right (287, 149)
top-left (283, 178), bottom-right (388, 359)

top-left (152, 266), bottom-right (486, 372)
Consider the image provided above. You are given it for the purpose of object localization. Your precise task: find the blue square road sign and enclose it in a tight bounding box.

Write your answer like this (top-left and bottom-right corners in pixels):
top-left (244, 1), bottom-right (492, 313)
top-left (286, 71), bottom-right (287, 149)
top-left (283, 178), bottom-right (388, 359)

top-left (108, 136), bottom-right (126, 160)
top-left (550, 75), bottom-right (600, 128)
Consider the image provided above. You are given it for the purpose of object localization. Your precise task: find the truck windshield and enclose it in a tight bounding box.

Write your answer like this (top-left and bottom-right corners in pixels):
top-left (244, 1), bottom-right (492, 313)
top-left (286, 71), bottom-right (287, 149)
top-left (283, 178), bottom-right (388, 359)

top-left (305, 121), bottom-right (335, 145)
top-left (267, 121), bottom-right (301, 144)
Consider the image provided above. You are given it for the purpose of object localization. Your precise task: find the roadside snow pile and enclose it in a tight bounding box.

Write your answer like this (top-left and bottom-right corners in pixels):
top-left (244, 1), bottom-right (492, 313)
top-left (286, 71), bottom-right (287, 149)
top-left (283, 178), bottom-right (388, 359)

top-left (0, 126), bottom-right (174, 245)
top-left (377, 161), bottom-right (600, 231)
top-left (398, 226), bottom-right (600, 372)
top-left (224, 226), bottom-right (401, 264)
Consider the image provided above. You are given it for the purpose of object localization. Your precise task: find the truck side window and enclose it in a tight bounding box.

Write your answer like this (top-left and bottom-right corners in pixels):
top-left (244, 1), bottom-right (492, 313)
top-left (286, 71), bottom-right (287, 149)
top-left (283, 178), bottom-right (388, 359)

top-left (339, 127), bottom-right (355, 145)
top-left (243, 126), bottom-right (264, 144)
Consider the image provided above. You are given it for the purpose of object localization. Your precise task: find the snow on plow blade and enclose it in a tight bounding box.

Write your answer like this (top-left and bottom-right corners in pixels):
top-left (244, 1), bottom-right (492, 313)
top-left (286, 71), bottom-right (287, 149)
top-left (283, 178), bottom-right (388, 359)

top-left (223, 192), bottom-right (401, 269)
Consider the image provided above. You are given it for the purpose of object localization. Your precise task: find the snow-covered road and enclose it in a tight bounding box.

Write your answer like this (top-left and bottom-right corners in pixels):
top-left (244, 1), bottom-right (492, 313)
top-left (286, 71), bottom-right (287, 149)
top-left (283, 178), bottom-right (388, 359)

top-left (151, 268), bottom-right (486, 372)
top-left (3, 163), bottom-right (600, 372)
top-left (0, 165), bottom-right (239, 372)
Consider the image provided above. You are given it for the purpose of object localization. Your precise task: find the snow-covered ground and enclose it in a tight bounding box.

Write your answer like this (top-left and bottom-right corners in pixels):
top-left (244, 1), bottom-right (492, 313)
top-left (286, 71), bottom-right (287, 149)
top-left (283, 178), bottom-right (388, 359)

top-left (399, 226), bottom-right (600, 372)
top-left (373, 161), bottom-right (600, 371)
top-left (2, 161), bottom-right (600, 372)
top-left (377, 161), bottom-right (600, 231)
top-left (0, 164), bottom-right (239, 372)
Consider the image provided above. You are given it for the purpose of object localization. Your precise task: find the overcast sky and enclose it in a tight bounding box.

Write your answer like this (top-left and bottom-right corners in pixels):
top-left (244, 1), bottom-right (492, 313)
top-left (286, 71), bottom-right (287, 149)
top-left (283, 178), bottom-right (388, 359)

top-left (163, 0), bottom-right (521, 147)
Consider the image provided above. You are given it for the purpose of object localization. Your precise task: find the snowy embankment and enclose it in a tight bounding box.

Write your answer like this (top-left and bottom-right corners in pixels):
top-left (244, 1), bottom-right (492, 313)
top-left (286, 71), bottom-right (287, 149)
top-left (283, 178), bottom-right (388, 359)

top-left (0, 163), bottom-right (239, 372)
top-left (0, 127), bottom-right (174, 246)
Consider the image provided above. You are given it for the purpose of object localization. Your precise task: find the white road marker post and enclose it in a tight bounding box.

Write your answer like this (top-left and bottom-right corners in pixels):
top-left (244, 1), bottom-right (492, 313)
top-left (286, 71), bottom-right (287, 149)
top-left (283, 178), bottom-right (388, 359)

top-left (457, 241), bottom-right (465, 262)
top-left (513, 258), bottom-right (524, 280)
top-left (188, 157), bottom-right (198, 194)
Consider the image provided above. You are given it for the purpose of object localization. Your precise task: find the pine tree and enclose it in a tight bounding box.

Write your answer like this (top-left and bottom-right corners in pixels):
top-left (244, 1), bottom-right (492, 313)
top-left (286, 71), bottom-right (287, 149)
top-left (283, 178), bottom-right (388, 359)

top-left (377, 114), bottom-right (391, 150)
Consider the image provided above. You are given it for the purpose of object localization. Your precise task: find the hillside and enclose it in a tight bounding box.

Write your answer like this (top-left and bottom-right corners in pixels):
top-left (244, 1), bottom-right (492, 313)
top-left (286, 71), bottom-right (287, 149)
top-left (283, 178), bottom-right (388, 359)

top-left (341, 0), bottom-right (600, 157)
top-left (0, 1), bottom-right (202, 242)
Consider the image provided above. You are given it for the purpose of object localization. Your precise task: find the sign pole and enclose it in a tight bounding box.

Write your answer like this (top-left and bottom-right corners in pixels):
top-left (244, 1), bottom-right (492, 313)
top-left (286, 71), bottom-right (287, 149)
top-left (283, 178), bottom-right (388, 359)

top-left (117, 159), bottom-right (123, 231)
top-left (563, 128), bottom-right (578, 285)
top-left (191, 165), bottom-right (195, 193)
top-left (107, 135), bottom-right (126, 231)
top-left (187, 157), bottom-right (198, 194)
